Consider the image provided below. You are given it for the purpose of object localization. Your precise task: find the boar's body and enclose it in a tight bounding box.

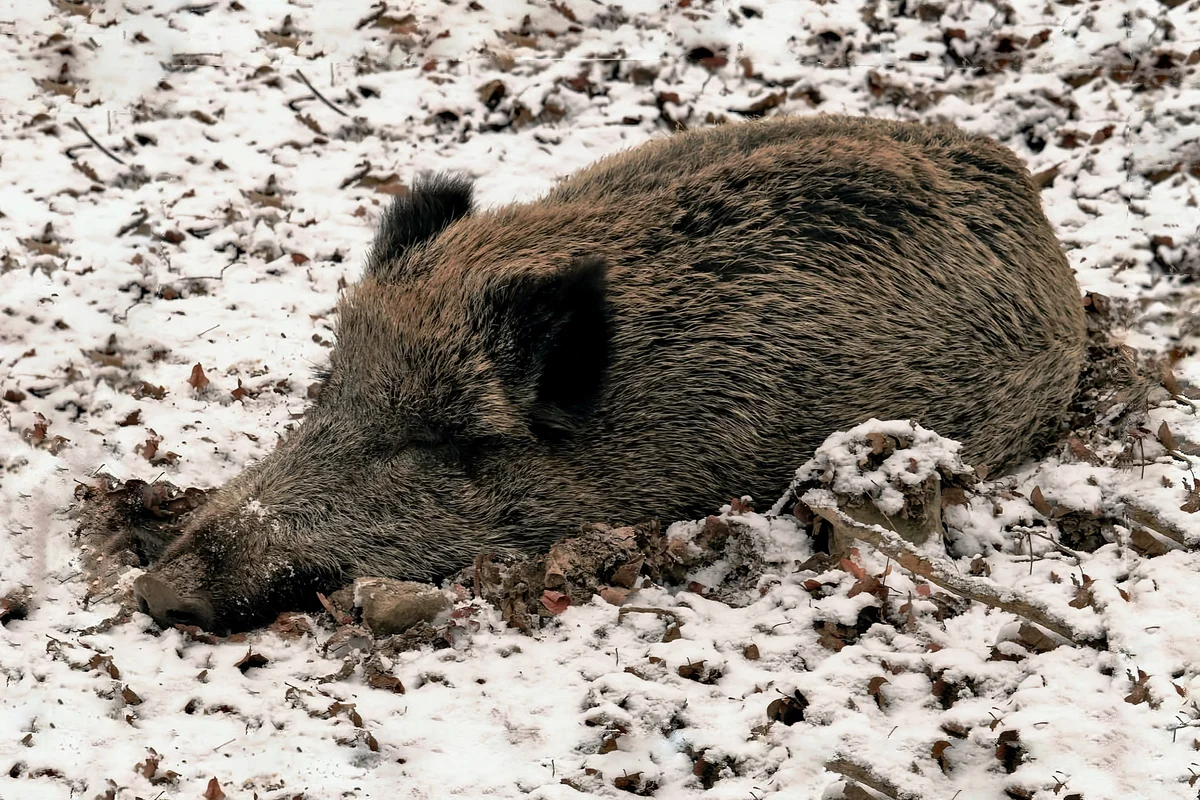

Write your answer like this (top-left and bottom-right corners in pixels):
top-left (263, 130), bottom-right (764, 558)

top-left (135, 115), bottom-right (1086, 632)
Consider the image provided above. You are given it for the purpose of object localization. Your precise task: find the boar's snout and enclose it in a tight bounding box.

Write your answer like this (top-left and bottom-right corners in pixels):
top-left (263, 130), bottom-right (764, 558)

top-left (133, 574), bottom-right (216, 632)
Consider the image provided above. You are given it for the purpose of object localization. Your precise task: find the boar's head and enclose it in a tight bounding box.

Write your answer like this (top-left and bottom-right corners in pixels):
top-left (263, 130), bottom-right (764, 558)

top-left (134, 174), bottom-right (612, 633)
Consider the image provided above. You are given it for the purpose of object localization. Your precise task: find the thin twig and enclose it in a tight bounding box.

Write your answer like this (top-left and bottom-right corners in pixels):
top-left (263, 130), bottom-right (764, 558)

top-left (117, 210), bottom-right (149, 237)
top-left (87, 589), bottom-right (118, 607)
top-left (70, 118), bottom-right (126, 165)
top-left (182, 260), bottom-right (236, 282)
top-left (339, 162), bottom-right (372, 189)
top-left (354, 2), bottom-right (387, 30)
top-left (1011, 526), bottom-right (1084, 562)
top-left (295, 70), bottom-right (348, 117)
top-left (1169, 718), bottom-right (1200, 743)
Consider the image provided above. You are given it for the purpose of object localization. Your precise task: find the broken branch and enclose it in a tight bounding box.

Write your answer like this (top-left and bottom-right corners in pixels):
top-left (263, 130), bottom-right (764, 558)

top-left (1125, 503), bottom-right (1192, 548)
top-left (808, 501), bottom-right (1105, 648)
top-left (825, 756), bottom-right (923, 800)
top-left (617, 606), bottom-right (681, 625)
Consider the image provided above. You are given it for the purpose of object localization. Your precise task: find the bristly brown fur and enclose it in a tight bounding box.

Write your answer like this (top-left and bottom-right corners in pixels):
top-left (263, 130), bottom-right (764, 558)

top-left (137, 115), bottom-right (1087, 631)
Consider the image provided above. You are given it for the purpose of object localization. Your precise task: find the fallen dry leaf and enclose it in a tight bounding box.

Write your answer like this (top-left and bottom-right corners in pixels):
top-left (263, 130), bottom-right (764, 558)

top-left (867, 676), bottom-right (888, 709)
top-left (996, 729), bottom-right (1024, 773)
top-left (270, 612), bottom-right (314, 640)
top-left (1158, 421), bottom-right (1180, 452)
top-left (88, 653), bottom-right (120, 679)
top-left (932, 739), bottom-right (952, 774)
top-left (540, 590), bottom-right (569, 615)
top-left (326, 701), bottom-right (364, 727)
top-left (1124, 669), bottom-right (1152, 706)
top-left (187, 363), bottom-right (210, 390)
top-left (234, 648), bottom-right (269, 673)
top-left (1068, 574), bottom-right (1097, 611)
top-left (766, 690), bottom-right (808, 726)
top-left (365, 664), bottom-right (406, 694)
top-left (135, 430), bottom-right (161, 463)
top-left (1030, 486), bottom-right (1053, 517)
top-left (1182, 480), bottom-right (1200, 514)
top-left (231, 379), bottom-right (251, 402)
top-left (132, 381), bottom-right (167, 400)
top-left (135, 748), bottom-right (161, 780)
top-left (1067, 435), bottom-right (1101, 465)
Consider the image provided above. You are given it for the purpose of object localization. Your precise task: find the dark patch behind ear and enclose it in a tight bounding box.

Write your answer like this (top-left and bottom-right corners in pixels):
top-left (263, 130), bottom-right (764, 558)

top-left (365, 173), bottom-right (474, 280)
top-left (490, 257), bottom-right (610, 436)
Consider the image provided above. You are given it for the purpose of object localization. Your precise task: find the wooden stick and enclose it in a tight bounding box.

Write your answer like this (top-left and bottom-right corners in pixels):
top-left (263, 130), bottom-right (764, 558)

top-left (1125, 504), bottom-right (1191, 548)
top-left (825, 756), bottom-right (922, 800)
top-left (807, 502), bottom-right (1105, 648)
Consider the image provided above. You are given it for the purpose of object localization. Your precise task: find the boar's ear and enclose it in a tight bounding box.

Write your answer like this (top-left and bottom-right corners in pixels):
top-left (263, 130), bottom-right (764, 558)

top-left (489, 256), bottom-right (610, 436)
top-left (365, 173), bottom-right (474, 280)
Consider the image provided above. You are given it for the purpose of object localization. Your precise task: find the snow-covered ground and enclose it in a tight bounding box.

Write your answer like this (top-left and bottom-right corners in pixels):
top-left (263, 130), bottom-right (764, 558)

top-left (2, 0), bottom-right (1199, 798)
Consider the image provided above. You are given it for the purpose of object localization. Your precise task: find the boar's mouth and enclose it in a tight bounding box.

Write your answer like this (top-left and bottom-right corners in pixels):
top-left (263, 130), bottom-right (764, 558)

top-left (133, 574), bottom-right (218, 632)
top-left (133, 542), bottom-right (345, 635)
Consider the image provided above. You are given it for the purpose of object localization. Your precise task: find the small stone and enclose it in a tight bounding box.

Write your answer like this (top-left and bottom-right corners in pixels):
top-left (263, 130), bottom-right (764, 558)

top-left (327, 586), bottom-right (356, 616)
top-left (354, 578), bottom-right (451, 635)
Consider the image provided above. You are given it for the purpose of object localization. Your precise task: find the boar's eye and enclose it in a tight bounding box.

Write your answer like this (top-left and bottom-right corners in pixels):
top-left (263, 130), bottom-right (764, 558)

top-left (405, 421), bottom-right (456, 448)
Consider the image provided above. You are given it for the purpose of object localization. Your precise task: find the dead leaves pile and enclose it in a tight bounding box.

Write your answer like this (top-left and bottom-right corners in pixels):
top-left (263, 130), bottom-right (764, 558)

top-left (461, 514), bottom-right (758, 635)
top-left (36, 637), bottom-right (148, 727)
top-left (74, 471), bottom-right (210, 567)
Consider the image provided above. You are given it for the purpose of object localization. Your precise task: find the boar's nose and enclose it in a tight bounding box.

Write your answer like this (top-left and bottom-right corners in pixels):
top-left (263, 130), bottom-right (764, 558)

top-left (133, 574), bottom-right (216, 631)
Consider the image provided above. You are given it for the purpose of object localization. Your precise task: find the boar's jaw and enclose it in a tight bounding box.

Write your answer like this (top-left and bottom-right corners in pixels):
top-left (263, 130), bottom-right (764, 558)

top-left (139, 505), bottom-right (348, 633)
top-left (133, 573), bottom-right (217, 633)
top-left (140, 548), bottom-right (345, 634)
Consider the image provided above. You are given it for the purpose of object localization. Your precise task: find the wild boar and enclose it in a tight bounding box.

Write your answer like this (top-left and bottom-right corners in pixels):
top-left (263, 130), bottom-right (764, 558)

top-left (131, 114), bottom-right (1087, 632)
